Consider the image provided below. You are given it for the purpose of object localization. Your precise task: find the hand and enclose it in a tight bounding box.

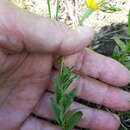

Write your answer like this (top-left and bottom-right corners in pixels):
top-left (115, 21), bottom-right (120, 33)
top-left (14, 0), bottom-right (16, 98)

top-left (33, 49), bottom-right (130, 130)
top-left (0, 1), bottom-right (130, 130)
top-left (0, 1), bottom-right (93, 130)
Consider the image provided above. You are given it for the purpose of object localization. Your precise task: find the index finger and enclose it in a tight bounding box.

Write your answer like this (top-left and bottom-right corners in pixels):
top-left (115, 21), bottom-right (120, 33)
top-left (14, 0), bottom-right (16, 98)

top-left (0, 0), bottom-right (94, 55)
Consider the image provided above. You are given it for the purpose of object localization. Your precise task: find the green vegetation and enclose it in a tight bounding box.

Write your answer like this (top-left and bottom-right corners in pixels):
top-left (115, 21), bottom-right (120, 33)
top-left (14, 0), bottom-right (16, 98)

top-left (50, 67), bottom-right (82, 130)
top-left (11, 0), bottom-right (129, 129)
top-left (47, 0), bottom-right (60, 21)
top-left (112, 11), bottom-right (130, 70)
top-left (47, 1), bottom-right (83, 129)
top-left (80, 0), bottom-right (121, 25)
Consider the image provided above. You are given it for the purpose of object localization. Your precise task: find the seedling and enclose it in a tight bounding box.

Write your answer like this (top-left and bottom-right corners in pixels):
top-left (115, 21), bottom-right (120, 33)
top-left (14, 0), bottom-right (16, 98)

top-left (50, 67), bottom-right (82, 130)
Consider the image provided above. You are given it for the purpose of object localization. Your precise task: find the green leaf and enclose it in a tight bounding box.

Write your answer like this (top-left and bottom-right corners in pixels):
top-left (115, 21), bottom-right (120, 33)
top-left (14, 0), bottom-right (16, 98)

top-left (79, 8), bottom-right (94, 25)
top-left (55, 0), bottom-right (60, 21)
top-left (47, 0), bottom-right (51, 18)
top-left (113, 35), bottom-right (130, 40)
top-left (112, 46), bottom-right (120, 60)
top-left (50, 97), bottom-right (61, 124)
top-left (63, 88), bottom-right (77, 110)
top-left (64, 108), bottom-right (82, 120)
top-left (53, 77), bottom-right (62, 104)
top-left (60, 67), bottom-right (73, 82)
top-left (125, 56), bottom-right (130, 61)
top-left (101, 6), bottom-right (121, 13)
top-left (112, 37), bottom-right (126, 50)
top-left (119, 111), bottom-right (130, 115)
top-left (120, 123), bottom-right (128, 130)
top-left (62, 75), bottom-right (78, 91)
top-left (127, 41), bottom-right (130, 52)
top-left (124, 62), bottom-right (130, 70)
top-left (68, 88), bottom-right (77, 99)
top-left (65, 111), bottom-right (82, 130)
top-left (128, 10), bottom-right (130, 35)
top-left (88, 44), bottom-right (100, 50)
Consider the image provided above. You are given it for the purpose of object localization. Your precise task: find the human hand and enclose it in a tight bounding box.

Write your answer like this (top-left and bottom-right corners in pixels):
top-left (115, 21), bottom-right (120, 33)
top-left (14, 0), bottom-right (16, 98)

top-left (0, 1), bottom-right (130, 130)
top-left (0, 1), bottom-right (93, 130)
top-left (33, 48), bottom-right (130, 130)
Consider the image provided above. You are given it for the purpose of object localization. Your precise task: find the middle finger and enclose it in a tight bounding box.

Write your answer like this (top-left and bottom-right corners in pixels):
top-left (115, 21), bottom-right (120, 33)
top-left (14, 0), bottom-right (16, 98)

top-left (49, 71), bottom-right (130, 111)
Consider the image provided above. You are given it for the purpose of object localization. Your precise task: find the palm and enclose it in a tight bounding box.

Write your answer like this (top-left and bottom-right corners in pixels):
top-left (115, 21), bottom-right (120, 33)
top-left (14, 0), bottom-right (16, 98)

top-left (0, 51), bottom-right (53, 129)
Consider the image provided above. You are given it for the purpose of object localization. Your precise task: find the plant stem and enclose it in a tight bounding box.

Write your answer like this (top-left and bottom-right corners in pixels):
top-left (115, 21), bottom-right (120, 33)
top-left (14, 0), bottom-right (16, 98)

top-left (79, 8), bottom-right (94, 25)
top-left (47, 0), bottom-right (51, 18)
top-left (56, 0), bottom-right (60, 21)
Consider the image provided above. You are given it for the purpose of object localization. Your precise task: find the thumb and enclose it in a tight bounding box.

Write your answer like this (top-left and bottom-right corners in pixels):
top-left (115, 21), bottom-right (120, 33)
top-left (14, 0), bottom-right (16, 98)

top-left (0, 0), bottom-right (94, 55)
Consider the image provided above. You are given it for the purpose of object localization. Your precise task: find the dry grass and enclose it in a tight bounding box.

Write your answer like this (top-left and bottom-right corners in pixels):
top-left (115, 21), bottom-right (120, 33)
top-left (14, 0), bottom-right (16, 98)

top-left (10, 0), bottom-right (130, 31)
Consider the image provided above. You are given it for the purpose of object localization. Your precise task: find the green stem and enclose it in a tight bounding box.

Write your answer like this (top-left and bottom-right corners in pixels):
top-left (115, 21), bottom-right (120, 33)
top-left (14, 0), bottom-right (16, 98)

top-left (56, 0), bottom-right (60, 21)
top-left (47, 0), bottom-right (51, 18)
top-left (79, 8), bottom-right (94, 25)
top-left (128, 10), bottom-right (130, 36)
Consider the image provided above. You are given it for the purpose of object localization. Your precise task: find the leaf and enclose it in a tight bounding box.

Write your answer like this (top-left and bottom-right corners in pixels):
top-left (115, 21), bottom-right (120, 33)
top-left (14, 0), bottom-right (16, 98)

top-left (63, 88), bottom-right (77, 110)
top-left (124, 62), bottom-right (130, 70)
top-left (47, 0), bottom-right (51, 18)
top-left (65, 111), bottom-right (82, 130)
top-left (125, 56), bottom-right (130, 61)
top-left (68, 88), bottom-right (77, 99)
top-left (128, 10), bottom-right (130, 35)
top-left (60, 67), bottom-right (73, 82)
top-left (113, 35), bottom-right (130, 40)
top-left (55, 0), bottom-right (60, 21)
top-left (127, 41), bottom-right (130, 52)
top-left (112, 45), bottom-right (120, 60)
top-left (112, 37), bottom-right (126, 50)
top-left (88, 44), bottom-right (100, 50)
top-left (64, 108), bottom-right (83, 121)
top-left (50, 97), bottom-right (61, 124)
top-left (120, 123), bottom-right (128, 130)
top-left (101, 6), bottom-right (121, 13)
top-left (79, 8), bottom-right (94, 25)
top-left (62, 75), bottom-right (78, 91)
top-left (53, 77), bottom-right (62, 104)
top-left (119, 111), bottom-right (130, 115)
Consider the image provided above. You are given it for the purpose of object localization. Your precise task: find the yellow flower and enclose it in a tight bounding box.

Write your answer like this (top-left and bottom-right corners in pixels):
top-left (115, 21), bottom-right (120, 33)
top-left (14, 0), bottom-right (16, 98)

top-left (86, 0), bottom-right (103, 10)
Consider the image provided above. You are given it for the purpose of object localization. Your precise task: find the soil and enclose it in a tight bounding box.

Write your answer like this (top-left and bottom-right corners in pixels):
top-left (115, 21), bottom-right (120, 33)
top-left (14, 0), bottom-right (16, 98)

top-left (10, 0), bottom-right (130, 130)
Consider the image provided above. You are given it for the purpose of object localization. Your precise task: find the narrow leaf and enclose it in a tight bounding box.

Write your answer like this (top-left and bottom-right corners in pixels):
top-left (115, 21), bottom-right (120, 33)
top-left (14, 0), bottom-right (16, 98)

top-left (101, 6), bottom-right (121, 13)
top-left (55, 0), bottom-right (60, 21)
top-left (112, 37), bottom-right (126, 50)
top-left (62, 75), bottom-right (78, 91)
top-left (63, 88), bottom-right (77, 110)
top-left (79, 8), bottom-right (94, 25)
top-left (112, 46), bottom-right (120, 60)
top-left (128, 10), bottom-right (130, 35)
top-left (50, 97), bottom-right (61, 124)
top-left (54, 77), bottom-right (62, 104)
top-left (47, 0), bottom-right (51, 18)
top-left (127, 41), bottom-right (130, 52)
top-left (64, 108), bottom-right (82, 121)
top-left (65, 111), bottom-right (82, 130)
top-left (113, 35), bottom-right (130, 40)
